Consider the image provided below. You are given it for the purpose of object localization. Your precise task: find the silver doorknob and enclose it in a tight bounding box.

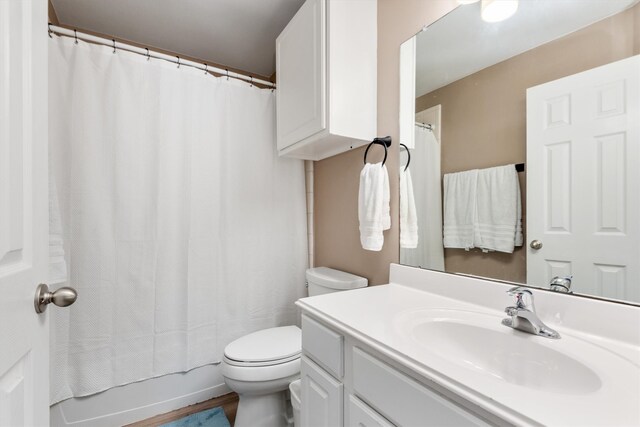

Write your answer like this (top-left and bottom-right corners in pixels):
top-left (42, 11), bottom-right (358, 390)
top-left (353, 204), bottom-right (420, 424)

top-left (34, 284), bottom-right (77, 314)
top-left (530, 240), bottom-right (543, 250)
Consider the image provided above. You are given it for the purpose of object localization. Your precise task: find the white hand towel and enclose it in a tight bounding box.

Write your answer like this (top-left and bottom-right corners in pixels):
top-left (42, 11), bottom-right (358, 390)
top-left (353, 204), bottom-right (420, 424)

top-left (475, 165), bottom-right (522, 253)
top-left (400, 168), bottom-right (418, 248)
top-left (515, 181), bottom-right (523, 247)
top-left (443, 169), bottom-right (478, 250)
top-left (49, 174), bottom-right (68, 285)
top-left (382, 165), bottom-right (391, 231)
top-left (359, 163), bottom-right (386, 251)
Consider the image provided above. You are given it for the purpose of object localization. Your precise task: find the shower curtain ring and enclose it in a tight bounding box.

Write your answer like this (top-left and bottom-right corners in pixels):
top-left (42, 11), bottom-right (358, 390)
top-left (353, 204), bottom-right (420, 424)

top-left (226, 69), bottom-right (229, 80)
top-left (112, 39), bottom-right (116, 54)
top-left (250, 76), bottom-right (253, 87)
top-left (74, 29), bottom-right (78, 44)
top-left (146, 48), bottom-right (150, 61)
top-left (204, 63), bottom-right (208, 75)
top-left (48, 23), bottom-right (53, 38)
top-left (177, 56), bottom-right (180, 68)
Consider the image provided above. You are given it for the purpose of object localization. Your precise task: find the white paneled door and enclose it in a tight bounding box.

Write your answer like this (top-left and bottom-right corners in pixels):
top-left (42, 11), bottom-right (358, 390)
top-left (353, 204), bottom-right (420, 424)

top-left (527, 55), bottom-right (640, 303)
top-left (0, 0), bottom-right (50, 425)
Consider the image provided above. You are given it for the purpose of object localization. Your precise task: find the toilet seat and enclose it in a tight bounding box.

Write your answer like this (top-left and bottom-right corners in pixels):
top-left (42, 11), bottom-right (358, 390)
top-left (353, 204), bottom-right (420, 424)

top-left (222, 325), bottom-right (302, 383)
top-left (222, 356), bottom-right (301, 383)
top-left (223, 353), bottom-right (300, 367)
top-left (224, 325), bottom-right (301, 365)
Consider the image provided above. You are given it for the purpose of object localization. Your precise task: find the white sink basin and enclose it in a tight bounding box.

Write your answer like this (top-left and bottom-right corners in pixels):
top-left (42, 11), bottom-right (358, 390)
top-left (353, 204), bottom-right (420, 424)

top-left (395, 309), bottom-right (621, 395)
top-left (414, 318), bottom-right (601, 394)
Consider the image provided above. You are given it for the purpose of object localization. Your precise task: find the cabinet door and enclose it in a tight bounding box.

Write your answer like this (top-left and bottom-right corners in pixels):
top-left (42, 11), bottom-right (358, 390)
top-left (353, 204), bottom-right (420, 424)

top-left (348, 395), bottom-right (394, 427)
top-left (301, 356), bottom-right (343, 427)
top-left (276, 0), bottom-right (326, 150)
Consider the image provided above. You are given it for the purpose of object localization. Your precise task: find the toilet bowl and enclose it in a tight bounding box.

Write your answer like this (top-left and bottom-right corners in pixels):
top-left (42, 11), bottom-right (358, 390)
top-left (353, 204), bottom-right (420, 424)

top-left (222, 325), bottom-right (301, 427)
top-left (222, 268), bottom-right (367, 427)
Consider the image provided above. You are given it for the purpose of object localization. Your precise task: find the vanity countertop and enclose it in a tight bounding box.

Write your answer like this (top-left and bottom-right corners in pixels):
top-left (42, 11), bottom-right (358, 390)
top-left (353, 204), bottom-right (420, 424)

top-left (296, 264), bottom-right (640, 427)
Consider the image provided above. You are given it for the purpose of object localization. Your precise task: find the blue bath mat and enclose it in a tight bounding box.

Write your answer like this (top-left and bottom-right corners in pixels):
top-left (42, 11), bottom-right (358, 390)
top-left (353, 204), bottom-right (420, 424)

top-left (160, 406), bottom-right (230, 427)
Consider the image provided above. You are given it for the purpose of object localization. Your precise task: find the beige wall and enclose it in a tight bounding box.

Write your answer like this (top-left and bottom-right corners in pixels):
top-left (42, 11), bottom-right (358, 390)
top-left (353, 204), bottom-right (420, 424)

top-left (314, 0), bottom-right (458, 285)
top-left (415, 4), bottom-right (640, 283)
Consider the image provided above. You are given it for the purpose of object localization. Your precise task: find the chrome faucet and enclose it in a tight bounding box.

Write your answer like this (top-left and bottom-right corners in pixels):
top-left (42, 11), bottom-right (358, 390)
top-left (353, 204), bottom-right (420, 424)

top-left (502, 286), bottom-right (560, 339)
top-left (549, 275), bottom-right (572, 293)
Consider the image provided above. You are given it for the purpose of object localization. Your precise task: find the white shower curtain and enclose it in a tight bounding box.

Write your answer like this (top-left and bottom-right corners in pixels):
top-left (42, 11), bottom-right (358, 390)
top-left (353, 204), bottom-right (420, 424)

top-left (48, 36), bottom-right (308, 404)
top-left (400, 127), bottom-right (445, 270)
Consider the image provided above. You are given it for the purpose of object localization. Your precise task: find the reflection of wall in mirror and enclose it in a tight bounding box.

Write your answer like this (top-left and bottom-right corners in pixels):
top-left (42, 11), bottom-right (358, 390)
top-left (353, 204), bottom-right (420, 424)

top-left (414, 3), bottom-right (640, 283)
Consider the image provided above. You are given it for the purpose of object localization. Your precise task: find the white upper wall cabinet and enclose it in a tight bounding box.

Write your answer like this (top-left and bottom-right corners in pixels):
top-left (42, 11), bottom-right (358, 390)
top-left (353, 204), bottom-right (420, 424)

top-left (276, 0), bottom-right (377, 161)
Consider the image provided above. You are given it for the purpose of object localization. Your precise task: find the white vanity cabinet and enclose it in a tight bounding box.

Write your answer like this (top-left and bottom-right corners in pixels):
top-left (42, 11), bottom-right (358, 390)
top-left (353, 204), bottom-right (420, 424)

top-left (275, 0), bottom-right (377, 160)
top-left (300, 314), bottom-right (492, 427)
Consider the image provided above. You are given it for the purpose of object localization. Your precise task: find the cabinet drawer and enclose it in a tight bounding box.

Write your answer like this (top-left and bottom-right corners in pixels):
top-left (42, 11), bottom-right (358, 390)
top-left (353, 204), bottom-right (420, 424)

top-left (352, 347), bottom-right (489, 427)
top-left (348, 394), bottom-right (394, 427)
top-left (301, 356), bottom-right (343, 427)
top-left (302, 314), bottom-right (344, 378)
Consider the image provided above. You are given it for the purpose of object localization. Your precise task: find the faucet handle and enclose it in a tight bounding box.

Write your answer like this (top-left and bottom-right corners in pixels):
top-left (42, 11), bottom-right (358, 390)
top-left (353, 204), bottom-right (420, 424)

top-left (549, 275), bottom-right (573, 293)
top-left (507, 286), bottom-right (532, 296)
top-left (506, 286), bottom-right (535, 311)
top-left (504, 306), bottom-right (518, 316)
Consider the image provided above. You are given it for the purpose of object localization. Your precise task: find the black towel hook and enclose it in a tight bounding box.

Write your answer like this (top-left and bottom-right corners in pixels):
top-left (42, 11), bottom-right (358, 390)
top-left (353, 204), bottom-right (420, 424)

top-left (363, 136), bottom-right (392, 167)
top-left (400, 143), bottom-right (411, 172)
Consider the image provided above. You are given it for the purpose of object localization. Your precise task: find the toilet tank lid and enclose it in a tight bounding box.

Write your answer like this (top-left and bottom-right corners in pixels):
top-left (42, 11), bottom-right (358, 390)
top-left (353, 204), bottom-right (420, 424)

top-left (305, 267), bottom-right (368, 290)
top-left (224, 326), bottom-right (301, 363)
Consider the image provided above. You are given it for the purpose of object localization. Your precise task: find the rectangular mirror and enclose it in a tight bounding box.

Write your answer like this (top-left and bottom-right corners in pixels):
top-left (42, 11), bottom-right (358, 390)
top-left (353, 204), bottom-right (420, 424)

top-left (399, 0), bottom-right (640, 305)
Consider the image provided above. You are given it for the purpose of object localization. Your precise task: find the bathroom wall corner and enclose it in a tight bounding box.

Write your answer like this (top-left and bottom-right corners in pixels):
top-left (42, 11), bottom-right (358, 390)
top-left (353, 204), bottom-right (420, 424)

top-left (305, 160), bottom-right (315, 268)
top-left (49, 0), bottom-right (60, 25)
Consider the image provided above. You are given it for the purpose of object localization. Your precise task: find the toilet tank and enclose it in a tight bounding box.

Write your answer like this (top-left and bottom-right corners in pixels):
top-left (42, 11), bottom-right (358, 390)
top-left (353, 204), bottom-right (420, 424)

top-left (306, 267), bottom-right (368, 296)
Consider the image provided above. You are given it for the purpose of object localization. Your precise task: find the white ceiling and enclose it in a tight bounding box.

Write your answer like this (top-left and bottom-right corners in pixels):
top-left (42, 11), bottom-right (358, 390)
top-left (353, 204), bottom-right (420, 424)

top-left (416, 0), bottom-right (639, 97)
top-left (51, 0), bottom-right (304, 77)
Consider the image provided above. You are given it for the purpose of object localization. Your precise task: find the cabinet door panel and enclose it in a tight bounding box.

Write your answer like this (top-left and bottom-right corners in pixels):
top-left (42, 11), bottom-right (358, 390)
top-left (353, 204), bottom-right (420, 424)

top-left (301, 356), bottom-right (343, 427)
top-left (302, 314), bottom-right (344, 378)
top-left (276, 0), bottom-right (326, 150)
top-left (352, 347), bottom-right (489, 427)
top-left (348, 395), bottom-right (394, 427)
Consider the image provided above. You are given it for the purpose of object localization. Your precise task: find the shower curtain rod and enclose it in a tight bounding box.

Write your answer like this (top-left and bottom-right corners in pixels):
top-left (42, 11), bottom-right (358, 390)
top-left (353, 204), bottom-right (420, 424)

top-left (415, 122), bottom-right (433, 130)
top-left (48, 24), bottom-right (276, 89)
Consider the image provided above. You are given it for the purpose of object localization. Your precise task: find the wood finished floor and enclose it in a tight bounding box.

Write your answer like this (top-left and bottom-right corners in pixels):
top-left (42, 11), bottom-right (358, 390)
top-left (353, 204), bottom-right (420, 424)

top-left (125, 392), bottom-right (239, 427)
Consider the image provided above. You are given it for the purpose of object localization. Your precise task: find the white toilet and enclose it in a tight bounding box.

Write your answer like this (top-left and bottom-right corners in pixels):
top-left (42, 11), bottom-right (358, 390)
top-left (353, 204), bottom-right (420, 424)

top-left (222, 267), bottom-right (367, 427)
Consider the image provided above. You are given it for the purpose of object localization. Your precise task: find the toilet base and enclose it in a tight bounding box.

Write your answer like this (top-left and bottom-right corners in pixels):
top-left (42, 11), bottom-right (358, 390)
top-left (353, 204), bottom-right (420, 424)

top-left (234, 390), bottom-right (289, 427)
